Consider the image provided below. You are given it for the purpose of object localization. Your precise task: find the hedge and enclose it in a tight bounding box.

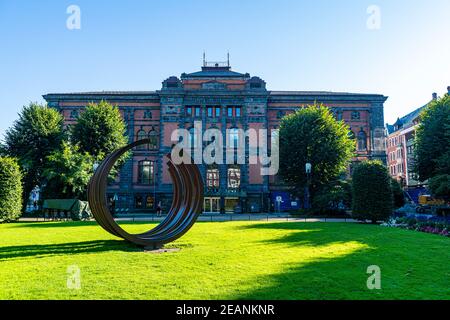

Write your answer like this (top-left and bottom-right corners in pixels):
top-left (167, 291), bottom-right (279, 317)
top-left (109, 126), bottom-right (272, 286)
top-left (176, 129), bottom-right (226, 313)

top-left (0, 157), bottom-right (23, 222)
top-left (352, 160), bottom-right (393, 223)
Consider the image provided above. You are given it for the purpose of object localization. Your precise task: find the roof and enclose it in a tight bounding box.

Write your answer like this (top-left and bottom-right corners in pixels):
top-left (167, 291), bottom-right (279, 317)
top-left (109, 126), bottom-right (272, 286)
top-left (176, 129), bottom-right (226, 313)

top-left (386, 103), bottom-right (429, 134)
top-left (182, 69), bottom-right (247, 78)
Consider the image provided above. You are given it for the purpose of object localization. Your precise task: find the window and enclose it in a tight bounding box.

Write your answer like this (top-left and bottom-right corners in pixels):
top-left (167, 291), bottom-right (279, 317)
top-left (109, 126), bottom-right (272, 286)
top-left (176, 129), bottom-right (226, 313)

top-left (135, 195), bottom-right (143, 208)
top-left (148, 130), bottom-right (158, 150)
top-left (357, 129), bottom-right (367, 151)
top-left (206, 168), bottom-right (220, 188)
top-left (228, 167), bottom-right (241, 189)
top-left (70, 110), bottom-right (78, 119)
top-left (207, 106), bottom-right (221, 118)
top-left (136, 130), bottom-right (147, 150)
top-left (186, 106), bottom-right (192, 116)
top-left (227, 106), bottom-right (242, 117)
top-left (277, 111), bottom-right (286, 119)
top-left (194, 107), bottom-right (201, 117)
top-left (143, 111), bottom-right (152, 119)
top-left (189, 127), bottom-right (198, 148)
top-left (351, 111), bottom-right (361, 120)
top-left (138, 160), bottom-right (154, 185)
top-left (228, 128), bottom-right (240, 147)
top-left (146, 196), bottom-right (154, 209)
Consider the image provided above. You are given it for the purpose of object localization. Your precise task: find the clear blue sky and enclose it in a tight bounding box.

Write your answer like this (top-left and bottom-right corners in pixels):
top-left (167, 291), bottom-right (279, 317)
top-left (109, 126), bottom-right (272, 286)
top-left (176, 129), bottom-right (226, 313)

top-left (1, 0), bottom-right (449, 137)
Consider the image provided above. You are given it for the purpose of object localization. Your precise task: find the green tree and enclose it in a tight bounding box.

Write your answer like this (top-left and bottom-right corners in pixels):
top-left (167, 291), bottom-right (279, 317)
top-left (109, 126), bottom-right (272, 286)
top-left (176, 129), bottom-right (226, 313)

top-left (42, 142), bottom-right (95, 200)
top-left (390, 178), bottom-right (405, 209)
top-left (414, 94), bottom-right (450, 181)
top-left (3, 103), bottom-right (65, 207)
top-left (428, 174), bottom-right (450, 200)
top-left (0, 157), bottom-right (23, 222)
top-left (71, 101), bottom-right (128, 160)
top-left (311, 179), bottom-right (352, 215)
top-left (352, 160), bottom-right (393, 223)
top-left (279, 104), bottom-right (354, 199)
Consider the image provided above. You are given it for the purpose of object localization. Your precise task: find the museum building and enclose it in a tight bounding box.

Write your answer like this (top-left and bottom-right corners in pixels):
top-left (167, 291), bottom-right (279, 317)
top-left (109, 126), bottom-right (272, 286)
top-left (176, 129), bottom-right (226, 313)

top-left (43, 60), bottom-right (387, 213)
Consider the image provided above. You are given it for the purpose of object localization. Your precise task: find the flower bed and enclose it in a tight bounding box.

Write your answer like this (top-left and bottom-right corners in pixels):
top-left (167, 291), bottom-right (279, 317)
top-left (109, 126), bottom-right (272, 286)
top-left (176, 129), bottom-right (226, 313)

top-left (382, 215), bottom-right (450, 237)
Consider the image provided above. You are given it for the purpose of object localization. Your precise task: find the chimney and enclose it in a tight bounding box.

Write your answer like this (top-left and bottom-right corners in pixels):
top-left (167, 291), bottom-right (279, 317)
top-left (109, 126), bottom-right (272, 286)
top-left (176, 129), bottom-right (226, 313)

top-left (432, 92), bottom-right (438, 100)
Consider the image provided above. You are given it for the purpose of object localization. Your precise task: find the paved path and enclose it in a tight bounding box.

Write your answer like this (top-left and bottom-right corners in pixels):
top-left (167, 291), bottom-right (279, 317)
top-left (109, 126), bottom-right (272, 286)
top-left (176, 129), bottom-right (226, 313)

top-left (19, 214), bottom-right (357, 223)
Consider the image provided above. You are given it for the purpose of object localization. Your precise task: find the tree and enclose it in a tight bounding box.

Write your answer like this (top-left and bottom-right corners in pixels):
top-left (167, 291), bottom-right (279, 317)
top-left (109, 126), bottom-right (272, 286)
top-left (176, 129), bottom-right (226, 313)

top-left (71, 101), bottom-right (128, 160)
top-left (311, 179), bottom-right (352, 215)
top-left (3, 103), bottom-right (65, 208)
top-left (42, 142), bottom-right (95, 200)
top-left (390, 178), bottom-right (405, 208)
top-left (352, 160), bottom-right (393, 223)
top-left (0, 157), bottom-right (23, 222)
top-left (279, 104), bottom-right (355, 199)
top-left (428, 174), bottom-right (450, 200)
top-left (415, 94), bottom-right (450, 181)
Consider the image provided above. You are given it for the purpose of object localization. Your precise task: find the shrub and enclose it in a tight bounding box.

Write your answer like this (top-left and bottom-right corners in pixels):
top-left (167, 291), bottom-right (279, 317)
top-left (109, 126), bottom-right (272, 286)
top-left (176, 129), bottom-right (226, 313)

top-left (0, 157), bottom-right (23, 222)
top-left (352, 160), bottom-right (393, 223)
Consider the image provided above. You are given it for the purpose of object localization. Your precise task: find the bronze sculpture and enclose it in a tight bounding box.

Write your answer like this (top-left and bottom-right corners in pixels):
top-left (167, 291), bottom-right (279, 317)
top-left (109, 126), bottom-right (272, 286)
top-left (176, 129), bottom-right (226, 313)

top-left (87, 138), bottom-right (204, 249)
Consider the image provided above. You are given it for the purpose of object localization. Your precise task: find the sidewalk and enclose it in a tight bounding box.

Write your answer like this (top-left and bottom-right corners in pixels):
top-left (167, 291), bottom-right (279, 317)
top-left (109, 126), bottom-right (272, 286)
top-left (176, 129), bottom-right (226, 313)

top-left (19, 214), bottom-right (357, 223)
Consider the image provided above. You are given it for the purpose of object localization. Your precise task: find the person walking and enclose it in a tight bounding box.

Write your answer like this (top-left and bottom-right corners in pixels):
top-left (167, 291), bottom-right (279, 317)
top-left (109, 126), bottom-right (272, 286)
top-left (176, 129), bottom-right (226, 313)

top-left (156, 201), bottom-right (162, 217)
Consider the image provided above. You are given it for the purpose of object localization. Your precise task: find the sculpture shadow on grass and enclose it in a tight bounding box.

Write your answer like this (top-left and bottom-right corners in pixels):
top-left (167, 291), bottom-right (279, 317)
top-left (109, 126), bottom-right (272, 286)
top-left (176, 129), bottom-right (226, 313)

top-left (0, 240), bottom-right (138, 261)
top-left (230, 222), bottom-right (450, 300)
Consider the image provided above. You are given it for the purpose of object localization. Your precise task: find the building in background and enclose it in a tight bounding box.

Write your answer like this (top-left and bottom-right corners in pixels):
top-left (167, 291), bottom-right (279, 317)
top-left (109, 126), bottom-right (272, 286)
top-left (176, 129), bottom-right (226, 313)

top-left (386, 87), bottom-right (450, 194)
top-left (43, 60), bottom-right (387, 213)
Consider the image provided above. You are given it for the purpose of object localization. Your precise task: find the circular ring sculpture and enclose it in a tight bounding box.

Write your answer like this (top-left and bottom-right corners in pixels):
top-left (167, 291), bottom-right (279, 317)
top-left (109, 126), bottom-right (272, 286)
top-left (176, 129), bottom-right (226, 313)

top-left (87, 138), bottom-right (204, 249)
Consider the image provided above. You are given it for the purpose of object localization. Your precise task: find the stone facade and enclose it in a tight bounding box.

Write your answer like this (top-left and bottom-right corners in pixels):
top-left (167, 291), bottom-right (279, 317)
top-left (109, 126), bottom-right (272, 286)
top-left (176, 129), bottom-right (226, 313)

top-left (43, 63), bottom-right (387, 213)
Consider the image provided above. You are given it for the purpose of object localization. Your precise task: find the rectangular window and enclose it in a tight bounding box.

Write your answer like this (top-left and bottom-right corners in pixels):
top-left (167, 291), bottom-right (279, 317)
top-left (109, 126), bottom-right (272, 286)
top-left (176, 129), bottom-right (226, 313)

top-left (206, 168), bottom-right (220, 188)
top-left (227, 107), bottom-right (233, 117)
top-left (235, 107), bottom-right (241, 117)
top-left (227, 167), bottom-right (241, 189)
top-left (207, 107), bottom-right (213, 118)
top-left (194, 107), bottom-right (201, 117)
top-left (186, 107), bottom-right (192, 117)
top-left (215, 107), bottom-right (221, 117)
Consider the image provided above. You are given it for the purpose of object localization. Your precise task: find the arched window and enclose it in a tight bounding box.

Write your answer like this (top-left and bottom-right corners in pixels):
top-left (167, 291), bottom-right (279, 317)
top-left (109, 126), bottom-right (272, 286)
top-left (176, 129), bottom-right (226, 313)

top-left (136, 130), bottom-right (147, 150)
top-left (357, 129), bottom-right (367, 151)
top-left (348, 130), bottom-right (356, 140)
top-left (138, 160), bottom-right (154, 185)
top-left (148, 130), bottom-right (158, 150)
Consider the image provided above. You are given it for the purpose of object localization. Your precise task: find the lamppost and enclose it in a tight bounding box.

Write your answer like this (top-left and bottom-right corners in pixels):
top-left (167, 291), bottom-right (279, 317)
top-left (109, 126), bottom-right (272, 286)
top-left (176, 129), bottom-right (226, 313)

top-left (305, 163), bottom-right (312, 210)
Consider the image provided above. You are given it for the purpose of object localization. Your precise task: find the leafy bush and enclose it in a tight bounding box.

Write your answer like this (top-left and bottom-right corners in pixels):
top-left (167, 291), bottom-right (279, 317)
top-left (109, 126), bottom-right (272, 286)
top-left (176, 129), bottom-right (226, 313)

top-left (352, 160), bottom-right (393, 223)
top-left (390, 178), bottom-right (405, 208)
top-left (0, 157), bottom-right (23, 222)
top-left (311, 179), bottom-right (352, 216)
top-left (428, 174), bottom-right (450, 200)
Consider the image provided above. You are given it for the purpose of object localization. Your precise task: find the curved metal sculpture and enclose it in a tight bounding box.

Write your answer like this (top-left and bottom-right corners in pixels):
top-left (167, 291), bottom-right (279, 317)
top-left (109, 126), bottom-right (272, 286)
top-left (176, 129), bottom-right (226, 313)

top-left (87, 138), bottom-right (204, 249)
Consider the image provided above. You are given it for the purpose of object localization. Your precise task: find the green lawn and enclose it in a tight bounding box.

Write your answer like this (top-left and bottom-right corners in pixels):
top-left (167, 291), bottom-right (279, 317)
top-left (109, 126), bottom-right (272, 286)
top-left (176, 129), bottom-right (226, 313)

top-left (0, 220), bottom-right (449, 300)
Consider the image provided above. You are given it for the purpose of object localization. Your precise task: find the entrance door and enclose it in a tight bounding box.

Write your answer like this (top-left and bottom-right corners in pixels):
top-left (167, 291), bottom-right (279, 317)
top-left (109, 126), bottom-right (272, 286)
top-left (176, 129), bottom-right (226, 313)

top-left (204, 197), bottom-right (220, 213)
top-left (225, 198), bottom-right (239, 213)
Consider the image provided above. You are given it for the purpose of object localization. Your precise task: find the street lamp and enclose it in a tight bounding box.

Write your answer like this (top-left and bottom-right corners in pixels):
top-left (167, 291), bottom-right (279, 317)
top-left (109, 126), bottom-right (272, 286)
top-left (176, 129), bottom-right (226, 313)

top-left (304, 163), bottom-right (312, 210)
